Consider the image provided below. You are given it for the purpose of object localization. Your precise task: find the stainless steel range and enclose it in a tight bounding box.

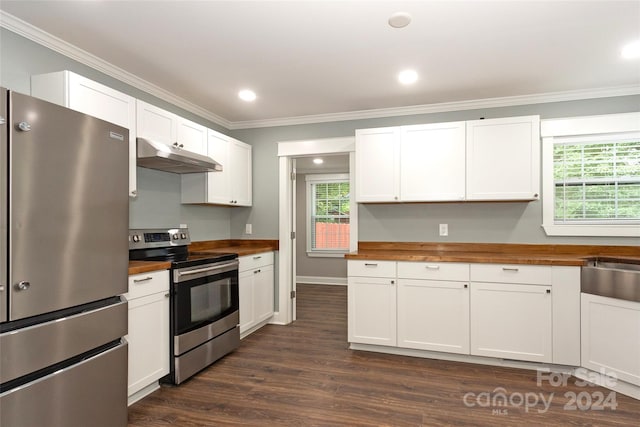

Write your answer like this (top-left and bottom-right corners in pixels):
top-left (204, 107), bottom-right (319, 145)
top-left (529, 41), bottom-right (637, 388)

top-left (129, 228), bottom-right (240, 384)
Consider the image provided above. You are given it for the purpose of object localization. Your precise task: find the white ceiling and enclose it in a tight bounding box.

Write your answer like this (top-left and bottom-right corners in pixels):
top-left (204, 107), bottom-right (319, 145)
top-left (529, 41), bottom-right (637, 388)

top-left (1, 1), bottom-right (639, 129)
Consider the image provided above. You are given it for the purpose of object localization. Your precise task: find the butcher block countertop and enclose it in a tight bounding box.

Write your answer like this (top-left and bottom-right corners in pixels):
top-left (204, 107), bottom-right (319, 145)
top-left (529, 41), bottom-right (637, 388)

top-left (345, 242), bottom-right (640, 266)
top-left (128, 239), bottom-right (279, 275)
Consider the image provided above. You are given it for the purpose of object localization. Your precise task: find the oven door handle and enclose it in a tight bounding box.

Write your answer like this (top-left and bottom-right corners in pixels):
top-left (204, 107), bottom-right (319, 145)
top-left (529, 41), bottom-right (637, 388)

top-left (176, 262), bottom-right (238, 278)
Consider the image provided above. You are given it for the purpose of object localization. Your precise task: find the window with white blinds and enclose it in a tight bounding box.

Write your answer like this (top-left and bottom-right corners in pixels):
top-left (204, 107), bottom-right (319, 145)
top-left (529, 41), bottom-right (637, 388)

top-left (305, 174), bottom-right (350, 254)
top-left (553, 135), bottom-right (640, 224)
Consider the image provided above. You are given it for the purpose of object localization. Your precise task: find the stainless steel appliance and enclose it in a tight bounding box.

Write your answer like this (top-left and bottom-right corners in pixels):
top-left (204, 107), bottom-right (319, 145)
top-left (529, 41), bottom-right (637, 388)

top-left (129, 228), bottom-right (240, 384)
top-left (136, 137), bottom-right (223, 174)
top-left (582, 258), bottom-right (640, 302)
top-left (0, 88), bottom-right (129, 427)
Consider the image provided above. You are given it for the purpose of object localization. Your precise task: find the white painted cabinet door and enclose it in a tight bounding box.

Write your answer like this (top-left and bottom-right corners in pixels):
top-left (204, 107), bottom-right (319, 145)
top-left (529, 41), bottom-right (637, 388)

top-left (230, 139), bottom-right (253, 206)
top-left (176, 117), bottom-right (207, 155)
top-left (397, 279), bottom-right (470, 354)
top-left (581, 293), bottom-right (640, 386)
top-left (466, 115), bottom-right (540, 201)
top-left (348, 276), bottom-right (397, 346)
top-left (205, 130), bottom-right (232, 204)
top-left (400, 122), bottom-right (466, 201)
top-left (253, 264), bottom-right (274, 324)
top-left (136, 100), bottom-right (176, 145)
top-left (470, 282), bottom-right (552, 362)
top-left (355, 127), bottom-right (401, 202)
top-left (127, 291), bottom-right (170, 397)
top-left (239, 269), bottom-right (255, 334)
top-left (31, 71), bottom-right (138, 197)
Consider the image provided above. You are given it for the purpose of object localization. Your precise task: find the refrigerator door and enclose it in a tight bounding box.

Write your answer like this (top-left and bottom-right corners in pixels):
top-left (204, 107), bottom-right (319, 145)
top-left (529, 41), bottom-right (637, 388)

top-left (8, 91), bottom-right (129, 320)
top-left (0, 88), bottom-right (7, 323)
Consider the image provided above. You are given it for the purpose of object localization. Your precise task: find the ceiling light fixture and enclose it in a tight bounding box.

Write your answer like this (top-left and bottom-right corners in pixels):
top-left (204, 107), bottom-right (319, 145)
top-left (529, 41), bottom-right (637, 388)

top-left (398, 69), bottom-right (418, 85)
top-left (621, 40), bottom-right (640, 59)
top-left (313, 158), bottom-right (324, 165)
top-left (238, 89), bottom-right (257, 102)
top-left (388, 12), bottom-right (412, 29)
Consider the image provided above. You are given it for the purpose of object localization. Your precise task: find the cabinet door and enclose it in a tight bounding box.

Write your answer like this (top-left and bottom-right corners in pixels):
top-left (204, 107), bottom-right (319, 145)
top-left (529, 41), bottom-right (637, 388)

top-left (176, 117), bottom-right (207, 155)
top-left (253, 264), bottom-right (274, 324)
top-left (400, 122), bottom-right (466, 201)
top-left (348, 276), bottom-right (397, 346)
top-left (470, 282), bottom-right (552, 362)
top-left (230, 139), bottom-right (252, 206)
top-left (127, 291), bottom-right (170, 397)
top-left (355, 127), bottom-right (400, 202)
top-left (466, 116), bottom-right (540, 201)
top-left (581, 293), bottom-right (640, 386)
top-left (136, 100), bottom-right (176, 145)
top-left (205, 130), bottom-right (232, 204)
top-left (397, 279), bottom-right (469, 354)
top-left (239, 269), bottom-right (255, 334)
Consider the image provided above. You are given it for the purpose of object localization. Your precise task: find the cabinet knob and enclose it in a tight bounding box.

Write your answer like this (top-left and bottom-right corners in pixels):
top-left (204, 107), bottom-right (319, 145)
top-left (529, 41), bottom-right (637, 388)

top-left (464, 284), bottom-right (468, 288)
top-left (172, 142), bottom-right (179, 147)
top-left (546, 289), bottom-right (551, 294)
top-left (165, 293), bottom-right (170, 298)
top-left (179, 144), bottom-right (184, 148)
top-left (391, 280), bottom-right (395, 285)
top-left (394, 196), bottom-right (398, 200)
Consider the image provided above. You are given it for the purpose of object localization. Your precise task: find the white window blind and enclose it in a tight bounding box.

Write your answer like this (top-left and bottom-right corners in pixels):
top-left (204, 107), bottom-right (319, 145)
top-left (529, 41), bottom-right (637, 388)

top-left (552, 134), bottom-right (640, 224)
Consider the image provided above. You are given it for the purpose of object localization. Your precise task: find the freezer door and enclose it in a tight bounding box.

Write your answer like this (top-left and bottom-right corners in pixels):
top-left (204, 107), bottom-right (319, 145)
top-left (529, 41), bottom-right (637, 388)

top-left (1, 88), bottom-right (7, 323)
top-left (8, 91), bottom-right (129, 320)
top-left (0, 340), bottom-right (128, 427)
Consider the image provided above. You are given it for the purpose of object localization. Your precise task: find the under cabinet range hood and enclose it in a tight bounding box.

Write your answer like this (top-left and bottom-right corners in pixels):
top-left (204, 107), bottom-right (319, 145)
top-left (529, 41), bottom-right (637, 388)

top-left (136, 137), bottom-right (222, 174)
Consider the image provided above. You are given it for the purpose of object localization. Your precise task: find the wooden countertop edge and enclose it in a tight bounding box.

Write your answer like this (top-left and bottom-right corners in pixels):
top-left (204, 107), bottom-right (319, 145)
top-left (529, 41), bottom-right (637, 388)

top-left (344, 252), bottom-right (587, 266)
top-left (189, 239), bottom-right (279, 252)
top-left (192, 246), bottom-right (276, 257)
top-left (128, 260), bottom-right (171, 275)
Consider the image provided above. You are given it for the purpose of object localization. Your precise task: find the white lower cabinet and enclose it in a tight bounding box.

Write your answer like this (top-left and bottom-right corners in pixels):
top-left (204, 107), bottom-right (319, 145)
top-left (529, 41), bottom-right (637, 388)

top-left (125, 270), bottom-right (170, 404)
top-left (470, 282), bottom-right (552, 363)
top-left (239, 252), bottom-right (274, 336)
top-left (581, 293), bottom-right (640, 386)
top-left (348, 276), bottom-right (397, 346)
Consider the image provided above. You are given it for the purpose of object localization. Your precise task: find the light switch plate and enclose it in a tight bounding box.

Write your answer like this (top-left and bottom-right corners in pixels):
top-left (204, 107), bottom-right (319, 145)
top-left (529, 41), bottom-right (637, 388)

top-left (439, 223), bottom-right (449, 236)
top-left (245, 224), bottom-right (252, 234)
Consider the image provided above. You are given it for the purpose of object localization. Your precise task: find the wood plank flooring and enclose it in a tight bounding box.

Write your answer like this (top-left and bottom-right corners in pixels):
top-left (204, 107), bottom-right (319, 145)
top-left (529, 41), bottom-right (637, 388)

top-left (128, 284), bottom-right (640, 426)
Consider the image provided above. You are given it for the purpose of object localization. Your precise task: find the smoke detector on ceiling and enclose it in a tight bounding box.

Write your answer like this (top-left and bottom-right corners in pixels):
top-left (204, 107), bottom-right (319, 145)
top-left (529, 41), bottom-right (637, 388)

top-left (388, 12), bottom-right (412, 29)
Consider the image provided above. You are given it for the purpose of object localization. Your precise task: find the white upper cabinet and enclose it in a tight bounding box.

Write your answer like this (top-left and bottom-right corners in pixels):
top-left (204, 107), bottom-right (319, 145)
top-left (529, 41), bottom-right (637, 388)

top-left (355, 127), bottom-right (400, 202)
top-left (400, 122), bottom-right (466, 201)
top-left (466, 115), bottom-right (540, 201)
top-left (181, 129), bottom-right (252, 206)
top-left (136, 100), bottom-right (207, 155)
top-left (31, 71), bottom-right (137, 197)
top-left (355, 115), bottom-right (540, 203)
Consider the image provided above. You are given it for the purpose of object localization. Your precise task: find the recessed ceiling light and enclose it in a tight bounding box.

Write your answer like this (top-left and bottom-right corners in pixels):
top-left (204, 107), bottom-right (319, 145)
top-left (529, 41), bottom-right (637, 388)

top-left (621, 40), bottom-right (640, 59)
top-left (313, 158), bottom-right (324, 165)
top-left (238, 89), bottom-right (257, 102)
top-left (398, 69), bottom-right (418, 85)
top-left (388, 12), bottom-right (412, 29)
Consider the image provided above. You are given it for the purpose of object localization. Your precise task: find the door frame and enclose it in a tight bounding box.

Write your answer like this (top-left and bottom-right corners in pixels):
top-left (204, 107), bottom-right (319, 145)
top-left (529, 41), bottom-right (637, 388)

top-left (274, 137), bottom-right (356, 325)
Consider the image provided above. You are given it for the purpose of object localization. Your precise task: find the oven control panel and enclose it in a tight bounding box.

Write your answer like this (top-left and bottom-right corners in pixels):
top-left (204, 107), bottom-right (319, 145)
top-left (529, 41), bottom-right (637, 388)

top-left (128, 228), bottom-right (191, 250)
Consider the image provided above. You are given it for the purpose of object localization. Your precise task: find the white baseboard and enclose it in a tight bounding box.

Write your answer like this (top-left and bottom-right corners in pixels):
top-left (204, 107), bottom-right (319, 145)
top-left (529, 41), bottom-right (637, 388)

top-left (296, 276), bottom-right (347, 286)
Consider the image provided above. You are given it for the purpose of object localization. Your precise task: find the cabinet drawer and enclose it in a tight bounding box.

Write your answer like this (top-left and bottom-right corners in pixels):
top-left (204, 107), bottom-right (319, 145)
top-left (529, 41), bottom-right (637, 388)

top-left (348, 260), bottom-right (396, 278)
top-left (126, 270), bottom-right (169, 300)
top-left (239, 251), bottom-right (274, 272)
top-left (470, 264), bottom-right (551, 285)
top-left (397, 262), bottom-right (469, 281)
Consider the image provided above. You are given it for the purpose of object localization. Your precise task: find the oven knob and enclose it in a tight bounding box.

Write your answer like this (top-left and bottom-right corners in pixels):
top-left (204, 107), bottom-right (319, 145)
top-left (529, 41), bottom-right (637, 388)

top-left (132, 235), bottom-right (140, 242)
top-left (180, 233), bottom-right (186, 239)
top-left (173, 233), bottom-right (179, 240)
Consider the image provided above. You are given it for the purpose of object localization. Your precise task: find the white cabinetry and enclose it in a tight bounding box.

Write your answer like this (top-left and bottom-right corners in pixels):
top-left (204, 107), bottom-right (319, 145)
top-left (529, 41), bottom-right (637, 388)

top-left (581, 293), bottom-right (640, 386)
top-left (125, 270), bottom-right (170, 405)
top-left (239, 252), bottom-right (274, 337)
top-left (470, 264), bottom-right (552, 363)
top-left (347, 261), bottom-right (397, 346)
top-left (181, 129), bottom-right (252, 206)
top-left (397, 262), bottom-right (470, 354)
top-left (355, 127), bottom-right (400, 202)
top-left (136, 100), bottom-right (207, 155)
top-left (31, 71), bottom-right (137, 197)
top-left (466, 115), bottom-right (540, 201)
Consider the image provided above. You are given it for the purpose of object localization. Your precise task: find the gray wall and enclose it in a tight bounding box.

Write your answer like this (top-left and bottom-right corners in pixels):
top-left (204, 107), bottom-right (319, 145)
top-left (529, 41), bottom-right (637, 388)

top-left (3, 27), bottom-right (639, 246)
top-left (296, 173), bottom-right (347, 278)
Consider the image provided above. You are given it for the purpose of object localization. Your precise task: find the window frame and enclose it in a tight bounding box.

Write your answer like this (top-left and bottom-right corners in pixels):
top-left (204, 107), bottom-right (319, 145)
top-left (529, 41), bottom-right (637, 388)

top-left (305, 173), bottom-right (350, 257)
top-left (541, 112), bottom-right (640, 237)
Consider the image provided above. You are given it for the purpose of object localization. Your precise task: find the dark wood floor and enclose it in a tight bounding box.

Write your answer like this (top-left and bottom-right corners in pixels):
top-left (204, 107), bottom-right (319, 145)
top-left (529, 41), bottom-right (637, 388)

top-left (129, 284), bottom-right (640, 426)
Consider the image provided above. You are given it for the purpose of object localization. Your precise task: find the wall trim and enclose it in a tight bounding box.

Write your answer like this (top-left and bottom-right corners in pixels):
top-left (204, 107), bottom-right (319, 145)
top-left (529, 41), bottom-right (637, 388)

top-left (296, 276), bottom-right (347, 286)
top-left (3, 10), bottom-right (639, 131)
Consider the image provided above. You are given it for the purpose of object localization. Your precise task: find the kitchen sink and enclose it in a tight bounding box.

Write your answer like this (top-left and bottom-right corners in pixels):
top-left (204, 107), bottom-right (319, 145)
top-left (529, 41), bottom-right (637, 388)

top-left (581, 257), bottom-right (640, 303)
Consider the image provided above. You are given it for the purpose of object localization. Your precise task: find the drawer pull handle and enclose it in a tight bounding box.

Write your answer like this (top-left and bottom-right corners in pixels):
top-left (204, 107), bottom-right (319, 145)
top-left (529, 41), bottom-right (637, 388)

top-left (364, 263), bottom-right (378, 267)
top-left (133, 276), bottom-right (153, 283)
top-left (546, 289), bottom-right (551, 294)
top-left (253, 256), bottom-right (262, 260)
top-left (254, 269), bottom-right (261, 274)
top-left (425, 265), bottom-right (440, 270)
top-left (502, 267), bottom-right (519, 272)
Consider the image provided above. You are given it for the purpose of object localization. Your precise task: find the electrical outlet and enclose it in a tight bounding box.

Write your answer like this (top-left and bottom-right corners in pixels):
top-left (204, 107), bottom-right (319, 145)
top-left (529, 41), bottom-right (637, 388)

top-left (439, 223), bottom-right (449, 236)
top-left (179, 223), bottom-right (187, 229)
top-left (245, 224), bottom-right (252, 234)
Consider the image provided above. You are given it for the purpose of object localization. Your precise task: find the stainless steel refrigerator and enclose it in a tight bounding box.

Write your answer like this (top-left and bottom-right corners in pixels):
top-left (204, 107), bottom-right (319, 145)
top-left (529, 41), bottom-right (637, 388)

top-left (0, 88), bottom-right (129, 426)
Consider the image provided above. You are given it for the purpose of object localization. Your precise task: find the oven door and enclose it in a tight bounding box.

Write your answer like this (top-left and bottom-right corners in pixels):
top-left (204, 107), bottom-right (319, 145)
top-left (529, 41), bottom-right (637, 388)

top-left (173, 260), bottom-right (239, 338)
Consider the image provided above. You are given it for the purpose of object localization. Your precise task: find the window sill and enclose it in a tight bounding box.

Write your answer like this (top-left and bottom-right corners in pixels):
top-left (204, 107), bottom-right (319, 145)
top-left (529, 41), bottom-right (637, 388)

top-left (542, 223), bottom-right (640, 237)
top-left (306, 251), bottom-right (348, 258)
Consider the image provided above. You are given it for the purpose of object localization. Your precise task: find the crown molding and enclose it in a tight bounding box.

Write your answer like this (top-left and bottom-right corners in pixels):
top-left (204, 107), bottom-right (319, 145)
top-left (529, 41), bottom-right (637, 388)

top-left (2, 11), bottom-right (638, 132)
top-left (229, 85), bottom-right (640, 129)
top-left (0, 11), bottom-right (232, 129)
